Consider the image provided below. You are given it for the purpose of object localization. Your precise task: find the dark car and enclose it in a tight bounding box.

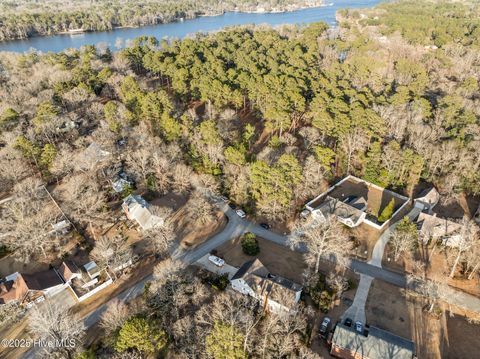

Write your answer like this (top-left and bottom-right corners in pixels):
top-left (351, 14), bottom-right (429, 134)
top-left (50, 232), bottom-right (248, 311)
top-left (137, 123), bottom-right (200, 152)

top-left (344, 318), bottom-right (353, 327)
top-left (319, 317), bottom-right (331, 338)
top-left (260, 223), bottom-right (270, 229)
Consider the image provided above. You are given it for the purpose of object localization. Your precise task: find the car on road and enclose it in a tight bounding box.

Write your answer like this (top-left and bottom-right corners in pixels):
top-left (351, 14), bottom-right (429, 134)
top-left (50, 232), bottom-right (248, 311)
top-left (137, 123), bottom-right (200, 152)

top-left (344, 317), bottom-right (353, 327)
top-left (235, 209), bottom-right (246, 218)
top-left (319, 317), bottom-right (331, 337)
top-left (355, 321), bottom-right (363, 333)
top-left (260, 222), bottom-right (270, 229)
top-left (208, 255), bottom-right (225, 267)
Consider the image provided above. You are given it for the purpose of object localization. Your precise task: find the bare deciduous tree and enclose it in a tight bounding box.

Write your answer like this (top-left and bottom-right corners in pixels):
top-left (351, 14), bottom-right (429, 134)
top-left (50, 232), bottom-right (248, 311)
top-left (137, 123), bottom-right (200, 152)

top-left (144, 219), bottom-right (176, 256)
top-left (29, 301), bottom-right (85, 359)
top-left (326, 272), bottom-right (349, 299)
top-left (388, 218), bottom-right (418, 261)
top-left (171, 163), bottom-right (193, 194)
top-left (448, 218), bottom-right (479, 278)
top-left (0, 178), bottom-right (62, 261)
top-left (90, 236), bottom-right (132, 271)
top-left (289, 218), bottom-right (352, 273)
top-left (186, 192), bottom-right (216, 225)
top-left (99, 299), bottom-right (131, 336)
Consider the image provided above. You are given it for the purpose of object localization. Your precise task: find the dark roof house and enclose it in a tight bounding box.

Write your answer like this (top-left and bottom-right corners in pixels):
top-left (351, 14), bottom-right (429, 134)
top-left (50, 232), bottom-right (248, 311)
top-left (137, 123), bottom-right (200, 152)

top-left (230, 259), bottom-right (302, 312)
top-left (331, 323), bottom-right (415, 359)
top-left (0, 273), bottom-right (29, 304)
top-left (0, 269), bottom-right (65, 305)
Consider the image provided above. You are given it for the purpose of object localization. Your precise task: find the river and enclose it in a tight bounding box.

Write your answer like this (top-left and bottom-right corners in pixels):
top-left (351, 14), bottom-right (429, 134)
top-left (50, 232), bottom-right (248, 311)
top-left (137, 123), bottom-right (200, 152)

top-left (0, 0), bottom-right (382, 53)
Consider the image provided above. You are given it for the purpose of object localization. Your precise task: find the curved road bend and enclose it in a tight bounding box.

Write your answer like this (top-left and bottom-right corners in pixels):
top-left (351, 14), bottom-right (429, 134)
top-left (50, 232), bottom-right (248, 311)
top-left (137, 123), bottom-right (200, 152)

top-left (20, 202), bottom-right (480, 358)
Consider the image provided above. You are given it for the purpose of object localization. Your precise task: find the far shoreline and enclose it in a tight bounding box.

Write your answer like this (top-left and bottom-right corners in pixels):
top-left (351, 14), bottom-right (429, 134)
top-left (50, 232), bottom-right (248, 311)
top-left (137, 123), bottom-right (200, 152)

top-left (0, 2), bottom-right (330, 44)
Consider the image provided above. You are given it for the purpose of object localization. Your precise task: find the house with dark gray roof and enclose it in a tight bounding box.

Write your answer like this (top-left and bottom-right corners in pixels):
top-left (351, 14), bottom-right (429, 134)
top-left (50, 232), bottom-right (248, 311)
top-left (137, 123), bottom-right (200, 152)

top-left (305, 175), bottom-right (409, 230)
top-left (331, 323), bottom-right (415, 359)
top-left (230, 259), bottom-right (302, 313)
top-left (311, 195), bottom-right (367, 228)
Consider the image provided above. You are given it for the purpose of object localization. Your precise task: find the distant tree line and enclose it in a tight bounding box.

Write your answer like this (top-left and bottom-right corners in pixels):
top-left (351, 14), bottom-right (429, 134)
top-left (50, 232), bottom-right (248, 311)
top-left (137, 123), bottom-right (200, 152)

top-left (0, 0), bottom-right (323, 41)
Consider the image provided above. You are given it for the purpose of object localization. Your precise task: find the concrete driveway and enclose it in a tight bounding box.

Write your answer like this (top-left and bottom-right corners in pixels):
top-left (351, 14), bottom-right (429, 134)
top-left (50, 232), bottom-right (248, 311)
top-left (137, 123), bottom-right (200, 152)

top-left (195, 254), bottom-right (238, 279)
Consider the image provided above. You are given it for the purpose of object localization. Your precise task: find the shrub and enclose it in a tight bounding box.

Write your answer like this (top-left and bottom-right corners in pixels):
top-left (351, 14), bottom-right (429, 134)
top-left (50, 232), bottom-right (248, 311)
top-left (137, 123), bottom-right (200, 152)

top-left (206, 322), bottom-right (246, 359)
top-left (115, 316), bottom-right (167, 354)
top-left (241, 232), bottom-right (260, 256)
top-left (206, 273), bottom-right (229, 291)
top-left (347, 278), bottom-right (357, 290)
top-left (378, 198), bottom-right (395, 222)
top-left (0, 108), bottom-right (19, 126)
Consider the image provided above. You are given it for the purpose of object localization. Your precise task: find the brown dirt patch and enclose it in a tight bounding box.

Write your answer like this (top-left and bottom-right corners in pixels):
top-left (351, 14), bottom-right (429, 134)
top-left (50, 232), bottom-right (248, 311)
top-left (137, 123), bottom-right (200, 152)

top-left (0, 255), bottom-right (50, 278)
top-left (444, 313), bottom-right (480, 359)
top-left (351, 224), bottom-right (381, 261)
top-left (176, 210), bottom-right (227, 249)
top-left (216, 237), bottom-right (307, 283)
top-left (366, 280), bottom-right (411, 340)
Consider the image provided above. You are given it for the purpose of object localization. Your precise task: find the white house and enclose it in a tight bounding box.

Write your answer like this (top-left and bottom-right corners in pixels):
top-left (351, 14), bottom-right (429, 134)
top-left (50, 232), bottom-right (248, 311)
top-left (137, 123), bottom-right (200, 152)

top-left (310, 196), bottom-right (367, 228)
top-left (230, 259), bottom-right (302, 313)
top-left (57, 260), bottom-right (113, 302)
top-left (414, 187), bottom-right (440, 212)
top-left (122, 195), bottom-right (163, 230)
top-left (416, 212), bottom-right (463, 247)
top-left (304, 175), bottom-right (409, 230)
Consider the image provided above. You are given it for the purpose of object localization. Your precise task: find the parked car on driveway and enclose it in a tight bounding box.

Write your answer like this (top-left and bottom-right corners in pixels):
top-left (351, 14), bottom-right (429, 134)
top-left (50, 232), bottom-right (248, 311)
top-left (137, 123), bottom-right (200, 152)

top-left (260, 222), bottom-right (270, 229)
top-left (219, 195), bottom-right (229, 203)
top-left (355, 321), bottom-right (363, 333)
top-left (344, 317), bottom-right (353, 327)
top-left (319, 317), bottom-right (331, 337)
top-left (208, 255), bottom-right (225, 267)
top-left (235, 209), bottom-right (246, 218)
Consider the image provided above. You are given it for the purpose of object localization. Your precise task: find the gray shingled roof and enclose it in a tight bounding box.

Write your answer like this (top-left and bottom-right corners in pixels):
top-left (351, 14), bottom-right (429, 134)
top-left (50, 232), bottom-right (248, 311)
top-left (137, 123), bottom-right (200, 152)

top-left (332, 324), bottom-right (414, 359)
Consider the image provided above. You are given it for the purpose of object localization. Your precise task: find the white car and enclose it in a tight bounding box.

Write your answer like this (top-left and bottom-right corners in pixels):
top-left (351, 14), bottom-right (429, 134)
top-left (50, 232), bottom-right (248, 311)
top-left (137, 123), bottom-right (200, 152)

top-left (208, 255), bottom-right (225, 267)
top-left (300, 209), bottom-right (311, 218)
top-left (235, 209), bottom-right (246, 218)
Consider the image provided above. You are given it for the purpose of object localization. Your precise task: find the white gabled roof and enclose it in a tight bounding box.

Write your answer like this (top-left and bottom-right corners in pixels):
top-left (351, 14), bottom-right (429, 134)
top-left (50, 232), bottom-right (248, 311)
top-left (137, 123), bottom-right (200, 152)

top-left (123, 195), bottom-right (163, 230)
top-left (415, 187), bottom-right (440, 210)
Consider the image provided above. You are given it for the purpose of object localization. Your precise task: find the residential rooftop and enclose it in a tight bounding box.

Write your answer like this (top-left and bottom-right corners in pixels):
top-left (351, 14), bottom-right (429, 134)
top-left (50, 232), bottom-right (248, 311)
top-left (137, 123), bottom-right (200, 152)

top-left (331, 323), bottom-right (415, 359)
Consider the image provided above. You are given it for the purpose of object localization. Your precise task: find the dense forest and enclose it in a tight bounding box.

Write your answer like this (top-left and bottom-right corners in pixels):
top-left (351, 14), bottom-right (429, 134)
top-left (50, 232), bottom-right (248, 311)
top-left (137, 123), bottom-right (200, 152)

top-left (1, 0), bottom-right (480, 225)
top-left (0, 0), bottom-right (323, 41)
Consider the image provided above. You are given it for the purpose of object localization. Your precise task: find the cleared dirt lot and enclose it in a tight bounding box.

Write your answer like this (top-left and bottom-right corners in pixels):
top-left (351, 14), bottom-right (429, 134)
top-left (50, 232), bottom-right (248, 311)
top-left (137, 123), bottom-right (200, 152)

top-left (444, 313), bottom-right (480, 358)
top-left (365, 280), bottom-right (411, 339)
top-left (216, 236), bottom-right (307, 283)
top-left (364, 279), bottom-right (480, 359)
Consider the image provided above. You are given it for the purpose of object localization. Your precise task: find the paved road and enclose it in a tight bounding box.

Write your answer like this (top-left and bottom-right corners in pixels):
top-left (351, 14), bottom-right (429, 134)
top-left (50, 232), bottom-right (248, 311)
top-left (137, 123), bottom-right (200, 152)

top-left (20, 198), bottom-right (480, 358)
top-left (369, 207), bottom-right (421, 267)
top-left (341, 206), bottom-right (421, 323)
top-left (341, 274), bottom-right (373, 323)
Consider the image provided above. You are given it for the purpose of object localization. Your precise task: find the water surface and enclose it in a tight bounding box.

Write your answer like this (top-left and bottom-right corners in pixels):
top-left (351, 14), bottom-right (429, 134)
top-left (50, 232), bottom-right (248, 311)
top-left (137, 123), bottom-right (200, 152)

top-left (0, 0), bottom-right (382, 53)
